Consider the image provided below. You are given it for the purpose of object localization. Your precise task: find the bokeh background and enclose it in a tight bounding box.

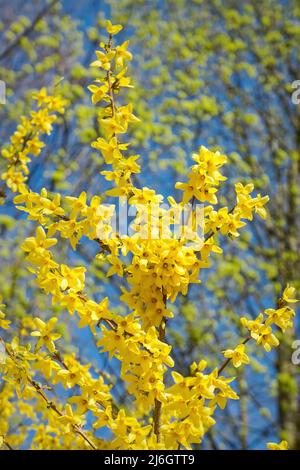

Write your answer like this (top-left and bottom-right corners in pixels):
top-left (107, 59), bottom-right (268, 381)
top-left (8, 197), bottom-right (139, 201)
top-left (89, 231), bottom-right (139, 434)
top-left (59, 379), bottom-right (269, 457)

top-left (0, 0), bottom-right (299, 449)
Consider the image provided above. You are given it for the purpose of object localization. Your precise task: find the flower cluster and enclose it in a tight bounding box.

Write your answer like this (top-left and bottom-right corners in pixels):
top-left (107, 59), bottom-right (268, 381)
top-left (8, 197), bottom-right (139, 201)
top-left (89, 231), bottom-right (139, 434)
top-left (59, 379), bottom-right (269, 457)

top-left (98, 313), bottom-right (174, 411)
top-left (1, 88), bottom-right (66, 193)
top-left (14, 188), bottom-right (116, 251)
top-left (175, 146), bottom-right (227, 204)
top-left (0, 20), bottom-right (297, 451)
top-left (204, 182), bottom-right (269, 238)
top-left (160, 361), bottom-right (239, 449)
top-left (241, 286), bottom-right (296, 352)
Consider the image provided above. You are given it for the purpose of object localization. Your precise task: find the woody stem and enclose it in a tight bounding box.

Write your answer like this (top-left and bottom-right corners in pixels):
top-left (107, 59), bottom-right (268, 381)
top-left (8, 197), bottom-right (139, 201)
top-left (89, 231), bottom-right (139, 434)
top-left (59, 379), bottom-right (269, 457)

top-left (153, 296), bottom-right (167, 441)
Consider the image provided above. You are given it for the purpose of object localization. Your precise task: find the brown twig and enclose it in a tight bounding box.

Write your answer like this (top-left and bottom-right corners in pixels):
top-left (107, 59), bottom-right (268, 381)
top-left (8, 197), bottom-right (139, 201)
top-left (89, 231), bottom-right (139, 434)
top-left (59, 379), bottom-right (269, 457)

top-left (204, 205), bottom-right (236, 243)
top-left (153, 307), bottom-right (166, 442)
top-left (4, 440), bottom-right (14, 451)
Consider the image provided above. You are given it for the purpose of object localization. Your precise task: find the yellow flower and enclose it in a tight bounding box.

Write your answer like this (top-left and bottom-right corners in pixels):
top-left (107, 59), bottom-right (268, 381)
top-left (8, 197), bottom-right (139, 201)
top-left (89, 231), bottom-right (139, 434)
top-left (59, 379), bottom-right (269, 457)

top-left (115, 41), bottom-right (132, 68)
top-left (32, 87), bottom-right (49, 107)
top-left (264, 307), bottom-right (295, 332)
top-left (69, 393), bottom-right (96, 415)
top-left (87, 83), bottom-right (108, 104)
top-left (22, 226), bottom-right (57, 252)
top-left (105, 20), bottom-right (123, 36)
top-left (0, 312), bottom-right (10, 331)
top-left (254, 325), bottom-right (279, 352)
top-left (241, 313), bottom-right (264, 337)
top-left (116, 103), bottom-right (140, 130)
top-left (222, 344), bottom-right (250, 368)
top-left (90, 50), bottom-right (115, 70)
top-left (91, 137), bottom-right (128, 164)
top-left (57, 404), bottom-right (82, 432)
top-left (59, 265), bottom-right (86, 292)
top-left (282, 284), bottom-right (298, 303)
top-left (33, 356), bottom-right (60, 380)
top-left (100, 117), bottom-right (126, 137)
top-left (31, 317), bottom-right (61, 353)
top-left (267, 440), bottom-right (289, 450)
top-left (106, 255), bottom-right (124, 277)
top-left (93, 405), bottom-right (113, 429)
top-left (1, 168), bottom-right (27, 193)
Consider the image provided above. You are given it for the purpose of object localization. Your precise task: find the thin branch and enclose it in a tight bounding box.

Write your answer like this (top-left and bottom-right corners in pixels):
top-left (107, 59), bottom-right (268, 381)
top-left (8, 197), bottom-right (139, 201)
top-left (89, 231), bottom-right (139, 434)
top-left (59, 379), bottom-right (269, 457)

top-left (153, 307), bottom-right (166, 442)
top-left (4, 441), bottom-right (14, 451)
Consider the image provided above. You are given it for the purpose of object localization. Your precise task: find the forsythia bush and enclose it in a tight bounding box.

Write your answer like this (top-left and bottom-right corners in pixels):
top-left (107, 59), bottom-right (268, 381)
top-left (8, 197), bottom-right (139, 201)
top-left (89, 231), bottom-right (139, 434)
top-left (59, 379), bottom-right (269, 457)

top-left (0, 21), bottom-right (297, 451)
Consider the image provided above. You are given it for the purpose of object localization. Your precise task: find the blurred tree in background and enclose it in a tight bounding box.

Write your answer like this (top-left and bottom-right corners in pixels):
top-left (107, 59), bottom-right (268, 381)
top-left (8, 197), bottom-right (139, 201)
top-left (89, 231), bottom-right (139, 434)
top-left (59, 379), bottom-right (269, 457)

top-left (0, 0), bottom-right (299, 449)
